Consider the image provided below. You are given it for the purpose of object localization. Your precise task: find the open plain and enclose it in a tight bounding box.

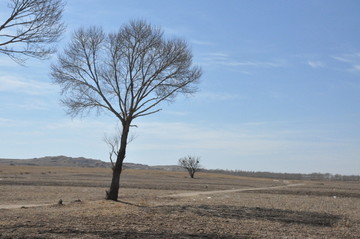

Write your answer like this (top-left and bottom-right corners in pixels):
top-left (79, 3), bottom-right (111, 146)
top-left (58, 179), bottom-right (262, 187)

top-left (0, 165), bottom-right (359, 238)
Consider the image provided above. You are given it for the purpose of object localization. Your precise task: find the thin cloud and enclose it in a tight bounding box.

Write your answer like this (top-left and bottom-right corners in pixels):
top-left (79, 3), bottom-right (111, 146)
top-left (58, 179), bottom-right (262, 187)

top-left (195, 91), bottom-right (243, 101)
top-left (0, 57), bottom-right (20, 67)
top-left (0, 117), bottom-right (35, 128)
top-left (207, 52), bottom-right (229, 57)
top-left (200, 52), bottom-right (288, 69)
top-left (353, 65), bottom-right (360, 71)
top-left (45, 118), bottom-right (116, 131)
top-left (332, 52), bottom-right (360, 72)
top-left (1, 100), bottom-right (49, 111)
top-left (0, 117), bottom-right (12, 125)
top-left (191, 40), bottom-right (214, 46)
top-left (0, 75), bottom-right (55, 95)
top-left (333, 56), bottom-right (350, 63)
top-left (130, 121), bottom-right (342, 158)
top-left (307, 60), bottom-right (325, 68)
top-left (164, 111), bottom-right (190, 116)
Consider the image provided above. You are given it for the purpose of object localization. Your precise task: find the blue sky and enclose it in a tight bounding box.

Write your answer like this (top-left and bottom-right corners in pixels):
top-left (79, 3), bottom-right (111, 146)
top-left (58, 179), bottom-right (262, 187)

top-left (1, 0), bottom-right (360, 175)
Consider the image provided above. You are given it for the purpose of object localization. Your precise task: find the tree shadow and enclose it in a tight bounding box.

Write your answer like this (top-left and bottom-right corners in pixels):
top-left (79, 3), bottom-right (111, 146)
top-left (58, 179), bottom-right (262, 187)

top-left (150, 205), bottom-right (341, 227)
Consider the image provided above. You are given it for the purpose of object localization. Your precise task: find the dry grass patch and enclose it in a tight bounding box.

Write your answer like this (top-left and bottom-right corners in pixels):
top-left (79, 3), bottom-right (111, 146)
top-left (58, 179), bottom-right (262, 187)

top-left (1, 166), bottom-right (359, 238)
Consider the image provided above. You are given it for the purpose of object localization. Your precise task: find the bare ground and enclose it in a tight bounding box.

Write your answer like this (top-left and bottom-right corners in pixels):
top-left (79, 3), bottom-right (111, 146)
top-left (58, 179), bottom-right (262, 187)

top-left (0, 165), bottom-right (359, 238)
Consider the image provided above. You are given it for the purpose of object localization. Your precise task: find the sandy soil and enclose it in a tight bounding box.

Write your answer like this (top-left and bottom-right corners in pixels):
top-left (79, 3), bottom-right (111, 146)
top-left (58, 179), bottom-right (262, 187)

top-left (0, 166), bottom-right (359, 238)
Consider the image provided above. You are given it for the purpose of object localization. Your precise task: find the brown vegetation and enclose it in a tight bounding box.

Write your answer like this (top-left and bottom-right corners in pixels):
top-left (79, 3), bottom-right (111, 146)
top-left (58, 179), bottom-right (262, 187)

top-left (0, 165), bottom-right (359, 238)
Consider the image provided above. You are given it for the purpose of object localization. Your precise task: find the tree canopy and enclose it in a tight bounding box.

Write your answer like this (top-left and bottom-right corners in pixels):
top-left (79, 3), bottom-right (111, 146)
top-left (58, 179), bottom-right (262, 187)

top-left (179, 156), bottom-right (202, 178)
top-left (51, 20), bottom-right (202, 201)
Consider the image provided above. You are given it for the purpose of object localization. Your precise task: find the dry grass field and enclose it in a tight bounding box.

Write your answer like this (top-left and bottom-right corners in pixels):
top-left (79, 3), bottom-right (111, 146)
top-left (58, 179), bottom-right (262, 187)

top-left (0, 165), bottom-right (359, 238)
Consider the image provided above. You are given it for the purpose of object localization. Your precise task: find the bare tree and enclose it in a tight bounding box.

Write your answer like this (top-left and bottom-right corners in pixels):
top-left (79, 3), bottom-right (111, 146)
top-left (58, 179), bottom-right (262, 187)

top-left (104, 128), bottom-right (136, 170)
top-left (51, 20), bottom-right (202, 201)
top-left (103, 132), bottom-right (120, 170)
top-left (178, 156), bottom-right (202, 178)
top-left (0, 0), bottom-right (65, 64)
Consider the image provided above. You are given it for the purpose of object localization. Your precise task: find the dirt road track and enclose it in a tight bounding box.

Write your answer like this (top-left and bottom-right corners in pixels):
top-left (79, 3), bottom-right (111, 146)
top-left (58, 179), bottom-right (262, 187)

top-left (166, 183), bottom-right (305, 197)
top-left (0, 203), bottom-right (53, 209)
top-left (0, 184), bottom-right (304, 209)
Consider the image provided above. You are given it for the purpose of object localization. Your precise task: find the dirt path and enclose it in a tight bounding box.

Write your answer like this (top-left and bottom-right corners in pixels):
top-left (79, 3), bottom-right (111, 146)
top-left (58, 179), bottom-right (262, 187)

top-left (166, 183), bottom-right (305, 198)
top-left (0, 184), bottom-right (305, 209)
top-left (0, 203), bottom-right (53, 209)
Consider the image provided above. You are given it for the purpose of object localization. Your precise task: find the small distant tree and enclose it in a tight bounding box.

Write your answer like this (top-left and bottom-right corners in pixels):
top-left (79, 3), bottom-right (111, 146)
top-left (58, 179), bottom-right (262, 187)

top-left (0, 0), bottom-right (65, 64)
top-left (103, 128), bottom-right (136, 170)
top-left (103, 131), bottom-right (121, 170)
top-left (178, 156), bottom-right (201, 178)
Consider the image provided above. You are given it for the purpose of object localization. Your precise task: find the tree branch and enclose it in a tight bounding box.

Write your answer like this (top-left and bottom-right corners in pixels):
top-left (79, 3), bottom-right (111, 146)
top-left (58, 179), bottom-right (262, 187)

top-left (0, 0), bottom-right (65, 63)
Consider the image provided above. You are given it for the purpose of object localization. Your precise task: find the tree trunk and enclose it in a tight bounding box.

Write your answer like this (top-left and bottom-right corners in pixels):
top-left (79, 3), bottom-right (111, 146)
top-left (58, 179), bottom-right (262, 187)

top-left (106, 120), bottom-right (131, 201)
top-left (189, 169), bottom-right (195, 178)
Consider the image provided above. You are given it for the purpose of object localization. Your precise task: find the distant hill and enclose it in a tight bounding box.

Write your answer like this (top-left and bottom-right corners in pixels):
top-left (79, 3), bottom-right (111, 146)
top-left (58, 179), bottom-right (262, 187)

top-left (0, 156), bottom-right (111, 168)
top-left (150, 165), bottom-right (184, 171)
top-left (0, 156), bottom-right (183, 171)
